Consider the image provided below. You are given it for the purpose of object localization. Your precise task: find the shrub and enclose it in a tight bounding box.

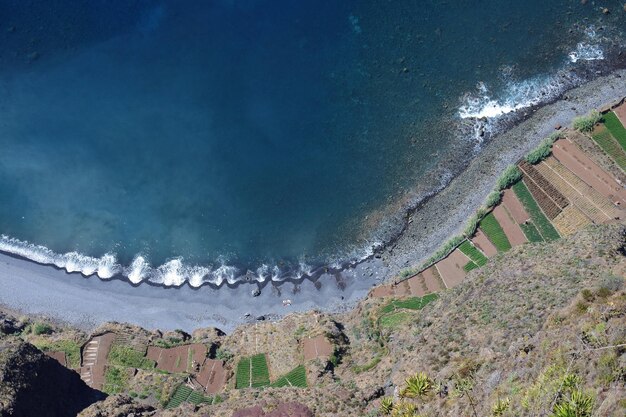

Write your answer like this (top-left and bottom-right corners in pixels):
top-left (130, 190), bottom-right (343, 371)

top-left (108, 345), bottom-right (155, 369)
top-left (464, 207), bottom-right (488, 237)
top-left (380, 397), bottom-right (394, 415)
top-left (492, 398), bottom-right (510, 416)
top-left (496, 165), bottom-right (522, 191)
top-left (401, 372), bottom-right (432, 399)
top-left (552, 390), bottom-right (594, 417)
top-left (526, 132), bottom-right (562, 164)
top-left (32, 323), bottom-right (53, 335)
top-left (572, 110), bottom-right (602, 132)
top-left (485, 191), bottom-right (502, 208)
top-left (215, 348), bottom-right (234, 362)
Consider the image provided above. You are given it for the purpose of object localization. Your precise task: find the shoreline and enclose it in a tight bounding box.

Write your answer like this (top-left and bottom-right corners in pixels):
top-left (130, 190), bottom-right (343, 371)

top-left (1, 67), bottom-right (626, 334)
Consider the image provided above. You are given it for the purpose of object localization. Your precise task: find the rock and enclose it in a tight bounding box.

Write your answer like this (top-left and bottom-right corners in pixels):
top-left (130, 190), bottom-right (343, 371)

top-left (602, 7), bottom-right (610, 14)
top-left (252, 288), bottom-right (261, 297)
top-left (78, 395), bottom-right (155, 417)
top-left (256, 315), bottom-right (266, 321)
top-left (0, 337), bottom-right (105, 417)
top-left (554, 124), bottom-right (562, 130)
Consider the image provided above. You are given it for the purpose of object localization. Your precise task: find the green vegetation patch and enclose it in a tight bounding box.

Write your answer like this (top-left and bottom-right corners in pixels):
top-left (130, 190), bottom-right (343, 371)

top-left (379, 294), bottom-right (439, 315)
top-left (591, 125), bottom-right (626, 170)
top-left (270, 365), bottom-right (307, 388)
top-left (352, 355), bottom-right (383, 374)
top-left (479, 213), bottom-right (512, 252)
top-left (458, 240), bottom-right (488, 266)
top-left (379, 311), bottom-right (411, 329)
top-left (526, 132), bottom-right (562, 164)
top-left (512, 181), bottom-right (560, 241)
top-left (31, 339), bottom-right (81, 368)
top-left (573, 110), bottom-right (602, 133)
top-left (165, 385), bottom-right (192, 409)
top-left (250, 353), bottom-right (270, 388)
top-left (603, 111), bottom-right (626, 151)
top-left (103, 366), bottom-right (130, 394)
top-left (496, 165), bottom-right (522, 191)
top-left (236, 354), bottom-right (270, 389)
top-left (235, 357), bottom-right (251, 389)
top-left (463, 261), bottom-right (479, 272)
top-left (520, 221), bottom-right (544, 243)
top-left (108, 345), bottom-right (155, 370)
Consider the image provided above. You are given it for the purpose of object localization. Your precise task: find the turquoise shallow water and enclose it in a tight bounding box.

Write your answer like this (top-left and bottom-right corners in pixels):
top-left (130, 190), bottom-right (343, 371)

top-left (0, 1), bottom-right (624, 286)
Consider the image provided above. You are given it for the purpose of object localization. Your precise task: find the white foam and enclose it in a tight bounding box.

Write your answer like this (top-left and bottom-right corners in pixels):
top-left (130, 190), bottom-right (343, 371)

top-left (0, 235), bottom-right (121, 279)
top-left (568, 43), bottom-right (604, 63)
top-left (126, 255), bottom-right (150, 284)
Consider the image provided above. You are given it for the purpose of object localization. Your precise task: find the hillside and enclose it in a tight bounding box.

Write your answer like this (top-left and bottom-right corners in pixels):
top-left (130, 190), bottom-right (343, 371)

top-left (0, 223), bottom-right (623, 416)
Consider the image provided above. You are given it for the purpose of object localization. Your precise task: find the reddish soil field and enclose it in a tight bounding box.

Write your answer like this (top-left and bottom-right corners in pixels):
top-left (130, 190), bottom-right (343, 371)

top-left (553, 138), bottom-right (626, 205)
top-left (303, 335), bottom-right (333, 361)
top-left (46, 351), bottom-right (67, 368)
top-left (391, 280), bottom-right (411, 297)
top-left (233, 403), bottom-right (314, 417)
top-left (147, 343), bottom-right (208, 374)
top-left (196, 359), bottom-right (226, 394)
top-left (434, 249), bottom-right (467, 288)
top-left (406, 274), bottom-right (427, 297)
top-left (502, 189), bottom-right (530, 223)
top-left (370, 285), bottom-right (393, 298)
top-left (492, 205), bottom-right (527, 247)
top-left (422, 266), bottom-right (444, 292)
top-left (471, 229), bottom-right (498, 257)
top-left (614, 102), bottom-right (626, 126)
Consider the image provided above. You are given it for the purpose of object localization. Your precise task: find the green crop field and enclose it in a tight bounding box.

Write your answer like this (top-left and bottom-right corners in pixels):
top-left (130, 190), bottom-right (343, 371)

top-left (379, 293), bottom-right (439, 314)
top-left (479, 213), bottom-right (512, 252)
top-left (379, 311), bottom-right (411, 329)
top-left (512, 181), bottom-right (560, 241)
top-left (458, 240), bottom-right (488, 266)
top-left (31, 339), bottom-right (81, 368)
top-left (107, 345), bottom-right (156, 370)
top-left (592, 125), bottom-right (626, 170)
top-left (603, 111), bottom-right (626, 151)
top-left (236, 354), bottom-right (270, 389)
top-left (520, 222), bottom-right (543, 243)
top-left (166, 385), bottom-right (192, 408)
top-left (463, 261), bottom-right (479, 272)
top-left (165, 385), bottom-right (218, 408)
top-left (271, 365), bottom-right (307, 388)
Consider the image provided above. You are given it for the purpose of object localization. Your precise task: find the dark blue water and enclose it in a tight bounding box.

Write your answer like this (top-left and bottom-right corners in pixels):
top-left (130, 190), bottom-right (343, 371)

top-left (0, 0), bottom-right (623, 286)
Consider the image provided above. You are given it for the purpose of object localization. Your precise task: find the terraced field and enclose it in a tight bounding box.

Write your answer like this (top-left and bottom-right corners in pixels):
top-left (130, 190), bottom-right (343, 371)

top-left (591, 125), bottom-right (626, 170)
top-left (379, 294), bottom-right (438, 314)
top-left (512, 181), bottom-right (560, 241)
top-left (478, 212), bottom-right (511, 252)
top-left (271, 365), bottom-right (307, 388)
top-left (236, 354), bottom-right (270, 389)
top-left (458, 240), bottom-right (488, 267)
top-left (166, 384), bottom-right (219, 408)
top-left (603, 111), bottom-right (626, 151)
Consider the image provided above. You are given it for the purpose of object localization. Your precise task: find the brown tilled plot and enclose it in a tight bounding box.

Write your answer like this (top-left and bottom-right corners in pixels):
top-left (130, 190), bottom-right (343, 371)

top-left (303, 335), bottom-right (333, 361)
top-left (435, 249), bottom-right (467, 288)
top-left (196, 358), bottom-right (226, 394)
top-left (492, 205), bottom-right (527, 246)
top-left (370, 285), bottom-right (393, 298)
top-left (422, 266), bottom-right (445, 292)
top-left (502, 189), bottom-right (530, 223)
top-left (553, 138), bottom-right (626, 205)
top-left (406, 274), bottom-right (427, 296)
top-left (147, 343), bottom-right (208, 374)
top-left (471, 229), bottom-right (498, 257)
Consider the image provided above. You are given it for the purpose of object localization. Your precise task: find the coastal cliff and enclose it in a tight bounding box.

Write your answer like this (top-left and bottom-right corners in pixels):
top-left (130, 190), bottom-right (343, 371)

top-left (1, 223), bottom-right (624, 416)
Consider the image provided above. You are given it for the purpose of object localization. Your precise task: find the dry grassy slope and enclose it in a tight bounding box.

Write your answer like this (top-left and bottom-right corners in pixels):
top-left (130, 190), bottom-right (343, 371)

top-left (187, 224), bottom-right (625, 417)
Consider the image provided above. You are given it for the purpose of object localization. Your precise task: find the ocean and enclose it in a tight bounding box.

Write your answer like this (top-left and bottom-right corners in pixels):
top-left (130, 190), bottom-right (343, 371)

top-left (0, 0), bottom-right (624, 287)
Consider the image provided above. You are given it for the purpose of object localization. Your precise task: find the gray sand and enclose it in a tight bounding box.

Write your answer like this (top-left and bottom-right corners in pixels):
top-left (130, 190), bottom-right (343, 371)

top-left (1, 69), bottom-right (625, 334)
top-left (0, 252), bottom-right (386, 333)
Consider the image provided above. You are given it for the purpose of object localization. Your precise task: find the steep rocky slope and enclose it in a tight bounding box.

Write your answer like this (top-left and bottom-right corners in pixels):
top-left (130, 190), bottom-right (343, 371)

top-left (0, 337), bottom-right (105, 417)
top-left (1, 224), bottom-right (624, 416)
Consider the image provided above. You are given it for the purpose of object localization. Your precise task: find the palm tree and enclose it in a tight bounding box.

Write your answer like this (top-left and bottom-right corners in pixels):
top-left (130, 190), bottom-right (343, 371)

top-left (401, 372), bottom-right (432, 399)
top-left (391, 401), bottom-right (420, 417)
top-left (551, 390), bottom-right (594, 417)
top-left (380, 397), bottom-right (394, 415)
